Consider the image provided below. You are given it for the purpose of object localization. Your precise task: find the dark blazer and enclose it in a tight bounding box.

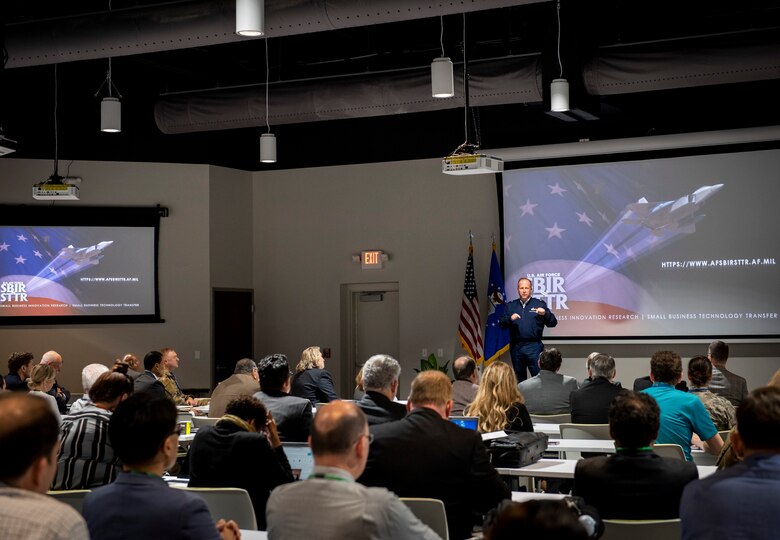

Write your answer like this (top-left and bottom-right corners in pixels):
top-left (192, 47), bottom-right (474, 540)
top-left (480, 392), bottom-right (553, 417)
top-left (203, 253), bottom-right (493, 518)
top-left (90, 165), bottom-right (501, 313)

top-left (187, 421), bottom-right (294, 529)
top-left (48, 380), bottom-right (71, 414)
top-left (570, 377), bottom-right (625, 424)
top-left (290, 368), bottom-right (338, 405)
top-left (356, 391), bottom-right (407, 425)
top-left (254, 389), bottom-right (313, 442)
top-left (133, 371), bottom-right (167, 400)
top-left (5, 372), bottom-right (28, 392)
top-left (572, 449), bottom-right (699, 519)
top-left (633, 376), bottom-right (688, 392)
top-left (360, 407), bottom-right (510, 539)
top-left (83, 471), bottom-right (221, 539)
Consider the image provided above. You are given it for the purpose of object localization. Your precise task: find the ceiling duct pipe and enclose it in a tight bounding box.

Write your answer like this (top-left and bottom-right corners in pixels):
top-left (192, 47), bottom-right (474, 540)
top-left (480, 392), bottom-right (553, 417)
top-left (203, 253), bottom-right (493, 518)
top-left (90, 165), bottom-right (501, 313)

top-left (4, 0), bottom-right (547, 69)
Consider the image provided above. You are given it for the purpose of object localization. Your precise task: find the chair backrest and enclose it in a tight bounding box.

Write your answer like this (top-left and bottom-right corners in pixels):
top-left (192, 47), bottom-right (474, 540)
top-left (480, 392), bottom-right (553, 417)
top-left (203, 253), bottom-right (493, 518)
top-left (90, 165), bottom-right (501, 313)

top-left (559, 423), bottom-right (611, 440)
top-left (192, 416), bottom-right (220, 429)
top-left (601, 519), bottom-right (680, 540)
top-left (178, 487), bottom-right (258, 530)
top-left (652, 444), bottom-right (685, 461)
top-left (400, 498), bottom-right (449, 540)
top-left (48, 489), bottom-right (91, 514)
top-left (718, 430), bottom-right (731, 443)
top-left (529, 413), bottom-right (571, 425)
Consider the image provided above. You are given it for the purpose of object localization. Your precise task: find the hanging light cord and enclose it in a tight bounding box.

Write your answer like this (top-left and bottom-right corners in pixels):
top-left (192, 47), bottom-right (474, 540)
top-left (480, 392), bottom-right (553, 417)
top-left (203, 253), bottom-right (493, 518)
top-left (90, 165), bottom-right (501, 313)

top-left (265, 38), bottom-right (271, 133)
top-left (449, 13), bottom-right (478, 156)
top-left (439, 16), bottom-right (445, 57)
top-left (556, 0), bottom-right (563, 78)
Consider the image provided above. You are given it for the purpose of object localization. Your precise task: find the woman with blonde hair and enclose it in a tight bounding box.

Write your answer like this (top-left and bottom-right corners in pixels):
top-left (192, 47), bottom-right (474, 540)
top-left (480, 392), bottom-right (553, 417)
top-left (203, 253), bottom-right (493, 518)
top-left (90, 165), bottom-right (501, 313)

top-left (465, 361), bottom-right (533, 433)
top-left (290, 346), bottom-right (338, 406)
top-left (27, 363), bottom-right (61, 423)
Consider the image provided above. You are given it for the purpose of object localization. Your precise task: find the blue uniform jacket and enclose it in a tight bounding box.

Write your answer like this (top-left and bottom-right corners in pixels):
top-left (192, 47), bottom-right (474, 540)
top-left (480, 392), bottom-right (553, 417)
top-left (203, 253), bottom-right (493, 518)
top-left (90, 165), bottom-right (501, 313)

top-left (498, 297), bottom-right (557, 343)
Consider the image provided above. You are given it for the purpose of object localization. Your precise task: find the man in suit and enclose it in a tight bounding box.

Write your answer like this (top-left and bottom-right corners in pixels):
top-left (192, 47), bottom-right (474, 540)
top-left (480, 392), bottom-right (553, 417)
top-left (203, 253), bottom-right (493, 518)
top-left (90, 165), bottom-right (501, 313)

top-left (498, 277), bottom-right (558, 382)
top-left (5, 351), bottom-right (34, 391)
top-left (83, 394), bottom-right (239, 540)
top-left (518, 348), bottom-right (579, 414)
top-left (360, 370), bottom-right (510, 539)
top-left (133, 350), bottom-right (168, 400)
top-left (254, 353), bottom-right (313, 442)
top-left (40, 350), bottom-right (71, 414)
top-left (355, 354), bottom-right (406, 425)
top-left (570, 353), bottom-right (623, 424)
top-left (707, 340), bottom-right (748, 406)
top-left (572, 391), bottom-right (698, 519)
top-left (0, 393), bottom-right (89, 540)
top-left (267, 401), bottom-right (440, 539)
top-left (208, 358), bottom-right (260, 418)
top-left (451, 355), bottom-right (479, 416)
top-left (681, 387), bottom-right (780, 539)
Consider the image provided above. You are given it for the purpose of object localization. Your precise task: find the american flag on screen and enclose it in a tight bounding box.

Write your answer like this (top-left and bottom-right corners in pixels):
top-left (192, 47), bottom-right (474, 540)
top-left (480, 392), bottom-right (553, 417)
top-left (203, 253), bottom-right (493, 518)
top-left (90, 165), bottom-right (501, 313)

top-left (457, 241), bottom-right (484, 364)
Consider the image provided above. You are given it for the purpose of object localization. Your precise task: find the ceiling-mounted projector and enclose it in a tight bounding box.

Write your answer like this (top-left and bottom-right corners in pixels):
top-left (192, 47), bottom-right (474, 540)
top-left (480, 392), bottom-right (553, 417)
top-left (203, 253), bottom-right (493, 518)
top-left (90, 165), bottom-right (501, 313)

top-left (442, 153), bottom-right (504, 175)
top-left (32, 176), bottom-right (81, 200)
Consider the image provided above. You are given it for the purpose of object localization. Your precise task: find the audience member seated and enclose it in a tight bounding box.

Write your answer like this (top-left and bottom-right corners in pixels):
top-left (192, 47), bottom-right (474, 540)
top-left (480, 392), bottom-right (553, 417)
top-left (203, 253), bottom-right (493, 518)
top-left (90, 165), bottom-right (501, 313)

top-left (209, 358), bottom-right (261, 419)
top-left (5, 351), bottom-right (34, 392)
top-left (353, 366), bottom-right (365, 400)
top-left (266, 401), bottom-right (440, 540)
top-left (133, 350), bottom-right (168, 400)
top-left (465, 361), bottom-right (533, 433)
top-left (484, 500), bottom-right (589, 540)
top-left (53, 372), bottom-right (133, 490)
top-left (681, 386), bottom-right (780, 539)
top-left (254, 353), bottom-right (313, 442)
top-left (159, 347), bottom-right (198, 406)
top-left (290, 346), bottom-right (339, 406)
top-left (451, 355), bottom-right (480, 416)
top-left (707, 340), bottom-right (748, 406)
top-left (40, 350), bottom-right (71, 414)
top-left (0, 393), bottom-right (89, 540)
top-left (687, 355), bottom-right (736, 431)
top-left (188, 396), bottom-right (294, 529)
top-left (570, 354), bottom-right (624, 424)
top-left (82, 394), bottom-right (239, 540)
top-left (641, 350), bottom-right (722, 461)
top-left (360, 370), bottom-right (510, 540)
top-left (518, 348), bottom-right (579, 414)
top-left (27, 364), bottom-right (61, 424)
top-left (113, 353), bottom-right (142, 381)
top-left (579, 352), bottom-right (601, 387)
top-left (68, 363), bottom-right (110, 415)
top-left (572, 391), bottom-right (698, 518)
top-left (355, 354), bottom-right (406, 425)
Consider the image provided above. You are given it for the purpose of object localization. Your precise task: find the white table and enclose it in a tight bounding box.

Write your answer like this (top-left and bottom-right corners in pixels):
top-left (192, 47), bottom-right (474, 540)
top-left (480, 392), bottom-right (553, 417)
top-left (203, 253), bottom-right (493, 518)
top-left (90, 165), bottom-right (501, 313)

top-left (533, 423), bottom-right (561, 436)
top-left (497, 459), bottom-right (717, 480)
top-left (511, 491), bottom-right (566, 502)
top-left (239, 530), bottom-right (267, 540)
top-left (547, 438), bottom-right (615, 454)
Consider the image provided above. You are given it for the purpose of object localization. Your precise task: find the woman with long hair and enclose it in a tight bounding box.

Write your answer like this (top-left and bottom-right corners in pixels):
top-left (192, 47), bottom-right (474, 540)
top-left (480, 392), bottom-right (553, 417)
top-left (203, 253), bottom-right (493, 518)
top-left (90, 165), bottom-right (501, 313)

top-left (290, 346), bottom-right (338, 406)
top-left (465, 361), bottom-right (533, 433)
top-left (27, 363), bottom-right (61, 423)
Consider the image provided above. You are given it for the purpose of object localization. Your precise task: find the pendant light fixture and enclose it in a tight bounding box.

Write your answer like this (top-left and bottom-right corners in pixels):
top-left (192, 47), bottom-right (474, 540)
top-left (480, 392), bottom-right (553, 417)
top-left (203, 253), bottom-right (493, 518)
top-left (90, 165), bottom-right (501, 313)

top-left (95, 57), bottom-right (122, 132)
top-left (259, 38), bottom-right (276, 163)
top-left (236, 0), bottom-right (264, 37)
top-left (550, 0), bottom-right (569, 112)
top-left (431, 16), bottom-right (454, 98)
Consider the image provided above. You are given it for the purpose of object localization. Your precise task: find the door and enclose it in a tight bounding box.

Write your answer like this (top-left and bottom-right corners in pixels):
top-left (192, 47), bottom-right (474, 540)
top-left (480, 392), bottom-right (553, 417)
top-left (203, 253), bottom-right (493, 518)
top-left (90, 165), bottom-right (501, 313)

top-left (212, 288), bottom-right (254, 387)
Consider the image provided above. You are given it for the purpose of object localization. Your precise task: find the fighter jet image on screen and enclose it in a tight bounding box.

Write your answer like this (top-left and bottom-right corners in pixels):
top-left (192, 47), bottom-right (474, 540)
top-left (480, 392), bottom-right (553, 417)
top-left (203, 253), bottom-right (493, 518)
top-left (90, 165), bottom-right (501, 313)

top-left (620, 184), bottom-right (724, 236)
top-left (40, 241), bottom-right (114, 280)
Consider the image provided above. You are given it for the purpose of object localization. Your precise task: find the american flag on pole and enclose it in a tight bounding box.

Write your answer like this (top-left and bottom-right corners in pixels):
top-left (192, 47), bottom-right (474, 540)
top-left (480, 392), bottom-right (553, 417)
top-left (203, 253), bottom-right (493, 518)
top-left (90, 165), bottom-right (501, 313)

top-left (457, 240), bottom-right (484, 364)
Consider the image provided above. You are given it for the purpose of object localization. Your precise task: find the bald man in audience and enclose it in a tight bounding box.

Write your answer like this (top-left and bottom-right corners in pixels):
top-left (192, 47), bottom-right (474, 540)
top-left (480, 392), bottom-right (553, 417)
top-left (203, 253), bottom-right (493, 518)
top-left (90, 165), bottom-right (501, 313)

top-left (681, 386), bottom-right (780, 539)
top-left (41, 350), bottom-right (71, 414)
top-left (451, 355), bottom-right (479, 416)
top-left (266, 401), bottom-right (440, 539)
top-left (0, 393), bottom-right (89, 539)
top-left (360, 370), bottom-right (510, 539)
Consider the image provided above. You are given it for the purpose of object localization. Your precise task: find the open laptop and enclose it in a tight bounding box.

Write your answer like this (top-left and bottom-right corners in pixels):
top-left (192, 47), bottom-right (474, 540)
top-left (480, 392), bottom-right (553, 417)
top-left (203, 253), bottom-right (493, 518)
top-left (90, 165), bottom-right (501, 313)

top-left (282, 442), bottom-right (315, 480)
top-left (449, 416), bottom-right (479, 431)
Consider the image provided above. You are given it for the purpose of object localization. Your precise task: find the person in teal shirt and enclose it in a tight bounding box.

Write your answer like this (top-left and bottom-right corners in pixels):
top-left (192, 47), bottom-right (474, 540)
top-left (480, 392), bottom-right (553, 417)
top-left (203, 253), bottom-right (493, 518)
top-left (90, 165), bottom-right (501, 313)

top-left (642, 350), bottom-right (723, 461)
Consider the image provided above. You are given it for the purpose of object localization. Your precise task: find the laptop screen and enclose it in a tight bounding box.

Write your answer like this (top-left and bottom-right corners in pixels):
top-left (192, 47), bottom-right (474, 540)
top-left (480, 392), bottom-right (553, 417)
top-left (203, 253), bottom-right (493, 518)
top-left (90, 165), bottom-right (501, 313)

top-left (449, 416), bottom-right (479, 431)
top-left (282, 442), bottom-right (315, 480)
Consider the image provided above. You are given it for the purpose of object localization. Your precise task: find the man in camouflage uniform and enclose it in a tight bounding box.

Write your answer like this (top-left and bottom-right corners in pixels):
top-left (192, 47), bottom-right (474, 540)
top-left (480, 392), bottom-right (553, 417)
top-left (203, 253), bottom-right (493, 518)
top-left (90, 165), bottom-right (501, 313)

top-left (159, 347), bottom-right (196, 406)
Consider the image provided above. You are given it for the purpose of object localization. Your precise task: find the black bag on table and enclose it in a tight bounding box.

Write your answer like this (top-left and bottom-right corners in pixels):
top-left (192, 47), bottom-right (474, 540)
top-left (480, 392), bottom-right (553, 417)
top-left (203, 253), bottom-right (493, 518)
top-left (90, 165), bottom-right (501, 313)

top-left (486, 431), bottom-right (549, 468)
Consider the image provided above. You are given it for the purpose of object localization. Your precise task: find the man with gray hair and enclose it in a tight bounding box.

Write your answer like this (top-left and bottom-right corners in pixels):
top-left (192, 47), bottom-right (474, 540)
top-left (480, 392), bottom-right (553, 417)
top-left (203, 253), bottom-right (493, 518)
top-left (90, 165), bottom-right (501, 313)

top-left (41, 350), bottom-right (71, 414)
top-left (208, 358), bottom-right (260, 418)
top-left (356, 354), bottom-right (406, 425)
top-left (68, 364), bottom-right (111, 415)
top-left (570, 354), bottom-right (624, 424)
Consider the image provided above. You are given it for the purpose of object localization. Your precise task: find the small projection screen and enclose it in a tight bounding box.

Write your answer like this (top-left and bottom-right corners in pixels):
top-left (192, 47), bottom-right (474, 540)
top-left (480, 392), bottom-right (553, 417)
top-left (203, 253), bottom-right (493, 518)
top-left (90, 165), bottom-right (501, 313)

top-left (501, 144), bottom-right (780, 338)
top-left (0, 206), bottom-right (163, 324)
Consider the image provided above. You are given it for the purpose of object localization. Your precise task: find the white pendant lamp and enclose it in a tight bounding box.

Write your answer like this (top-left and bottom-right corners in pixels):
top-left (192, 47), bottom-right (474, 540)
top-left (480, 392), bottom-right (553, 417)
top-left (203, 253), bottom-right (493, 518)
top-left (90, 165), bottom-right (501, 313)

top-left (550, 78), bottom-right (569, 112)
top-left (260, 133), bottom-right (276, 163)
top-left (431, 57), bottom-right (455, 98)
top-left (236, 0), bottom-right (264, 37)
top-left (101, 97), bottom-right (121, 133)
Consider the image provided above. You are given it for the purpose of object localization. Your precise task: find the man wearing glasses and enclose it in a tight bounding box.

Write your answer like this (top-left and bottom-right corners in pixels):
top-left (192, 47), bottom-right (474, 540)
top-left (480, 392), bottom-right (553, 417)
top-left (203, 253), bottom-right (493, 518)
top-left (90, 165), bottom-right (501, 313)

top-left (267, 400), bottom-right (440, 539)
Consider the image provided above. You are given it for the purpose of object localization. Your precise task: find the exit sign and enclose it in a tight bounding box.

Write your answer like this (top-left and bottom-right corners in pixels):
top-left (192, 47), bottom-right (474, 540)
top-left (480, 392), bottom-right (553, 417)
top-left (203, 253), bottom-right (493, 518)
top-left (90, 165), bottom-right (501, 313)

top-left (361, 250), bottom-right (384, 269)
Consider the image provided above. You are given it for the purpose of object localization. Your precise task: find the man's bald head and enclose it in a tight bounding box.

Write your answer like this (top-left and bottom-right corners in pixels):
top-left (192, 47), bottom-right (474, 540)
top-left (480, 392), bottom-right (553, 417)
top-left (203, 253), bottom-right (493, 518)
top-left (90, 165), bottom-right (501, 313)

top-left (40, 351), bottom-right (63, 373)
top-left (0, 393), bottom-right (60, 486)
top-left (310, 401), bottom-right (367, 457)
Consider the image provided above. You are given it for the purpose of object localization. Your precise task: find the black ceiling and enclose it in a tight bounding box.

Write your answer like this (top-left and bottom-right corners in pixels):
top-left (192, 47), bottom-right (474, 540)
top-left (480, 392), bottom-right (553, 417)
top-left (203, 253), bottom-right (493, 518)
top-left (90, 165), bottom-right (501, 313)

top-left (2, 1), bottom-right (779, 172)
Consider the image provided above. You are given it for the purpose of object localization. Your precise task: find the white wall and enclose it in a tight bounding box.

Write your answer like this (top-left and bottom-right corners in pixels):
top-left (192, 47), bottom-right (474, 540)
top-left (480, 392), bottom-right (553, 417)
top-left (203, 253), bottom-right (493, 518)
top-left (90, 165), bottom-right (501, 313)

top-left (0, 158), bottom-right (213, 390)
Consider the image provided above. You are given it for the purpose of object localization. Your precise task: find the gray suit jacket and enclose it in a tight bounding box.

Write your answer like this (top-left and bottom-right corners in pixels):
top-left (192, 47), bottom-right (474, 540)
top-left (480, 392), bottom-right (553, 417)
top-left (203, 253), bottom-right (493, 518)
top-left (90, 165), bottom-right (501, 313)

top-left (254, 389), bottom-right (312, 442)
top-left (518, 369), bottom-right (579, 414)
top-left (709, 365), bottom-right (748, 406)
top-left (451, 379), bottom-right (479, 416)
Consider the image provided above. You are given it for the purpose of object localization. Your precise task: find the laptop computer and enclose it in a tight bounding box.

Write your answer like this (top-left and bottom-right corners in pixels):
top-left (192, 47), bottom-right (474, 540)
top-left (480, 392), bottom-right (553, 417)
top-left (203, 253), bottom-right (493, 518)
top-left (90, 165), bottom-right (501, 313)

top-left (449, 416), bottom-right (479, 431)
top-left (282, 442), bottom-right (315, 480)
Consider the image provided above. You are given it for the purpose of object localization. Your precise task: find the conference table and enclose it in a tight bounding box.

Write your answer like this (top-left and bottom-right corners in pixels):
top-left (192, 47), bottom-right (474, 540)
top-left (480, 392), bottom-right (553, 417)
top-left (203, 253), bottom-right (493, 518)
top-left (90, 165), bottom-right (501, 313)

top-left (496, 458), bottom-right (717, 480)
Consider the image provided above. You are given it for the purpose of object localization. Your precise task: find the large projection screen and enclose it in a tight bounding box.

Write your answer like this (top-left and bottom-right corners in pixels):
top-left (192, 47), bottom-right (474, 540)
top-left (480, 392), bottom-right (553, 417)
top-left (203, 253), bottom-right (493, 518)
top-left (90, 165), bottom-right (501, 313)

top-left (501, 145), bottom-right (780, 338)
top-left (0, 206), bottom-right (162, 324)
